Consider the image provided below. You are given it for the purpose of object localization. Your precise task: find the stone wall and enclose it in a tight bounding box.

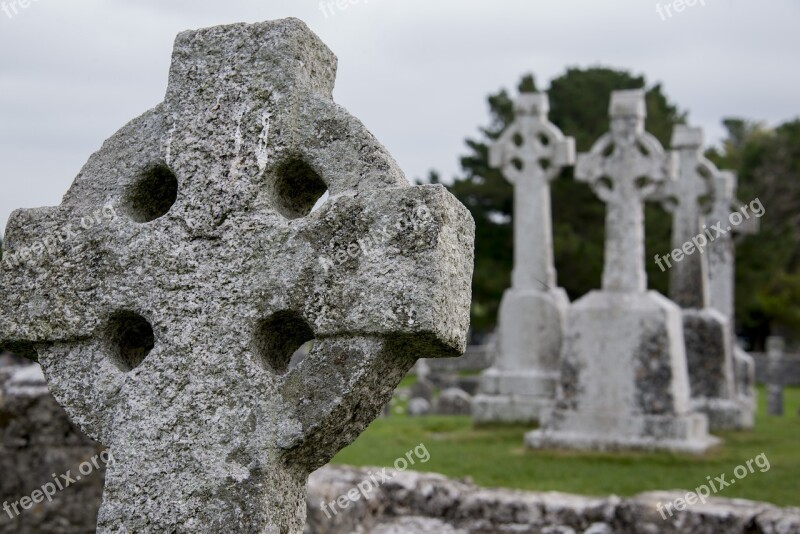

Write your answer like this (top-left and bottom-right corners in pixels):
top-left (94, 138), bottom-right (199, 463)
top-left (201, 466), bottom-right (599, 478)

top-left (306, 465), bottom-right (800, 534)
top-left (3, 363), bottom-right (800, 533)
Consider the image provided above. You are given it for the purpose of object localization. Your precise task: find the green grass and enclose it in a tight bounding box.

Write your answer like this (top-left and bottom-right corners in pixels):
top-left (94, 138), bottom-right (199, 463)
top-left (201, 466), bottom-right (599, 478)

top-left (332, 385), bottom-right (800, 506)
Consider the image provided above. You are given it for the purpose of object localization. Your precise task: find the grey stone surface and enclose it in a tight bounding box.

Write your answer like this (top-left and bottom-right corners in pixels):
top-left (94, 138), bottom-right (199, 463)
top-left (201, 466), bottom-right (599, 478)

top-left (663, 126), bottom-right (751, 430)
top-left (305, 465), bottom-right (800, 533)
top-left (434, 388), bottom-right (473, 416)
top-left (0, 364), bottom-right (105, 534)
top-left (528, 91), bottom-right (717, 454)
top-left (474, 92), bottom-right (575, 424)
top-left (0, 19), bottom-right (474, 533)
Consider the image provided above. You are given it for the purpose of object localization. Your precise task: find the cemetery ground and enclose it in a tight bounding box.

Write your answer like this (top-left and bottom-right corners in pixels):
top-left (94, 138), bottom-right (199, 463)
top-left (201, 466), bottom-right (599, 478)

top-left (333, 379), bottom-right (800, 507)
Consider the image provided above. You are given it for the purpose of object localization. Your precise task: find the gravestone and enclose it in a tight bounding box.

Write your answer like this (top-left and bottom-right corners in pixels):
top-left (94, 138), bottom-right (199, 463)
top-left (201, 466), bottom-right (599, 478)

top-left (767, 337), bottom-right (785, 416)
top-left (472, 92), bottom-right (575, 424)
top-left (706, 170), bottom-right (759, 416)
top-left (661, 126), bottom-right (751, 430)
top-left (0, 19), bottom-right (474, 533)
top-left (526, 90), bottom-right (718, 453)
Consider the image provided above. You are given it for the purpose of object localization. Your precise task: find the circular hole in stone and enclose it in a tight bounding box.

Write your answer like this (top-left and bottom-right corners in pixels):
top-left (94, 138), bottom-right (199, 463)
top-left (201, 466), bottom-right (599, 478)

top-left (123, 164), bottom-right (178, 223)
top-left (106, 311), bottom-right (155, 371)
top-left (512, 133), bottom-right (524, 147)
top-left (253, 311), bottom-right (315, 374)
top-left (511, 158), bottom-right (524, 171)
top-left (538, 134), bottom-right (550, 147)
top-left (272, 157), bottom-right (328, 220)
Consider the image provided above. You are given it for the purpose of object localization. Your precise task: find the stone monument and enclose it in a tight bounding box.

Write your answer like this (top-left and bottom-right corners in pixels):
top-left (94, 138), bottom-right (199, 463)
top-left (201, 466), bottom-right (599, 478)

top-left (706, 170), bottom-right (759, 416)
top-left (0, 19), bottom-right (474, 533)
top-left (767, 336), bottom-right (785, 416)
top-left (526, 90), bottom-right (718, 453)
top-left (473, 92), bottom-right (575, 424)
top-left (662, 125), bottom-right (752, 429)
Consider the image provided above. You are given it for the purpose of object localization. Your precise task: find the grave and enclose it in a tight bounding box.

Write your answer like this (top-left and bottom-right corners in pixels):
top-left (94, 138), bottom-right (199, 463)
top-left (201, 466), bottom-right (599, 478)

top-left (706, 170), bottom-right (759, 417)
top-left (767, 337), bottom-right (785, 416)
top-left (472, 92), bottom-right (575, 424)
top-left (526, 90), bottom-right (718, 453)
top-left (662, 125), bottom-right (752, 430)
top-left (0, 19), bottom-right (474, 533)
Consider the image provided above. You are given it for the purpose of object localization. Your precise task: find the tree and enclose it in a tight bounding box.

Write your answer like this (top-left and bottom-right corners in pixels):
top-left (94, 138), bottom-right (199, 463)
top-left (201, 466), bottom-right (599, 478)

top-left (708, 119), bottom-right (800, 348)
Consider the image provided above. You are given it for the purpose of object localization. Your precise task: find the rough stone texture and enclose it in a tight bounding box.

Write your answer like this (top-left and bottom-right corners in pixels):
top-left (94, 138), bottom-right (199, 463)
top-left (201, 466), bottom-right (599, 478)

top-left (434, 388), bottom-right (473, 416)
top-left (473, 93), bottom-right (575, 424)
top-left (706, 170), bottom-right (759, 419)
top-left (0, 365), bottom-right (105, 534)
top-left (528, 91), bottom-right (717, 454)
top-left (305, 465), bottom-right (800, 533)
top-left (663, 126), bottom-right (751, 430)
top-left (0, 19), bottom-right (474, 533)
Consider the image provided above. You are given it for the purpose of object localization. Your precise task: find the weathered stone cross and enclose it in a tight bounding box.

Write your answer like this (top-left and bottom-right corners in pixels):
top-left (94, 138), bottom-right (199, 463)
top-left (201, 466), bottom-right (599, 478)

top-left (0, 19), bottom-right (474, 533)
top-left (472, 93), bottom-right (574, 425)
top-left (662, 125), bottom-right (717, 309)
top-left (489, 93), bottom-right (575, 290)
top-left (575, 90), bottom-right (675, 293)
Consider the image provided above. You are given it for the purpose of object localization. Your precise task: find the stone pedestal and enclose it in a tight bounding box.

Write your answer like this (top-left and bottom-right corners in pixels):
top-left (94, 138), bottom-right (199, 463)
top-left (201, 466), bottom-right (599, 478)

top-left (526, 291), bottom-right (719, 454)
top-left (682, 308), bottom-right (752, 429)
top-left (473, 287), bottom-right (568, 423)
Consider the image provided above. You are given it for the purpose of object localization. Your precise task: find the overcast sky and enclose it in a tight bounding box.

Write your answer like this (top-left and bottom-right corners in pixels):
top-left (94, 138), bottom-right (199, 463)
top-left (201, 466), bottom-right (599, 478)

top-left (1, 0), bottom-right (797, 235)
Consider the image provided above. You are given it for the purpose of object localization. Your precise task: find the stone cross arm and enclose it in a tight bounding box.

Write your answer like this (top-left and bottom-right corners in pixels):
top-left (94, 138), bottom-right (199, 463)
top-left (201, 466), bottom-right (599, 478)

top-left (489, 93), bottom-right (575, 184)
top-left (0, 18), bottom-right (475, 533)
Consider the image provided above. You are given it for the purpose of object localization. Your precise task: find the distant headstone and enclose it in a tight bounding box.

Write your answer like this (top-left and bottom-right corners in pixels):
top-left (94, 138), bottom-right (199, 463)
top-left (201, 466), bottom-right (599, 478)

top-left (473, 92), bottom-right (575, 424)
top-left (435, 388), bottom-right (473, 416)
top-left (767, 337), bottom-right (785, 416)
top-left (407, 398), bottom-right (432, 417)
top-left (661, 125), bottom-right (751, 430)
top-left (0, 19), bottom-right (474, 533)
top-left (410, 378), bottom-right (435, 403)
top-left (527, 90), bottom-right (718, 453)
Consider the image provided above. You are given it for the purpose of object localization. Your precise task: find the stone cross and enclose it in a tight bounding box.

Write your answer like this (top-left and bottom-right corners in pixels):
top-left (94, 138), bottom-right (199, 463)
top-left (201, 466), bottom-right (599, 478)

top-left (489, 93), bottom-right (575, 290)
top-left (473, 93), bottom-right (574, 424)
top-left (0, 19), bottom-right (474, 533)
top-left (663, 126), bottom-right (716, 309)
top-left (575, 90), bottom-right (675, 293)
top-left (706, 171), bottom-right (760, 325)
top-left (706, 170), bottom-right (759, 422)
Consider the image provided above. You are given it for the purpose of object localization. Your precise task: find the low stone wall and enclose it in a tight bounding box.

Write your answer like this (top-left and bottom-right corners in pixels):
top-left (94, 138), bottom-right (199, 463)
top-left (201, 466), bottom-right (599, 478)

top-left (752, 352), bottom-right (800, 386)
top-left (306, 465), bottom-right (800, 534)
top-left (3, 363), bottom-right (800, 533)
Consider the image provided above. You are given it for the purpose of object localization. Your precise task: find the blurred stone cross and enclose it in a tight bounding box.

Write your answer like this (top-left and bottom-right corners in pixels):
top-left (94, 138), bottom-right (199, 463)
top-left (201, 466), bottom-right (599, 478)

top-left (526, 90), bottom-right (718, 454)
top-left (0, 18), bottom-right (474, 533)
top-left (473, 93), bottom-right (575, 424)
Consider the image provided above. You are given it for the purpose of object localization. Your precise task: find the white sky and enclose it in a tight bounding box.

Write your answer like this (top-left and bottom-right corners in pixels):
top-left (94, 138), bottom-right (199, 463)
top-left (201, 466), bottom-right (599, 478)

top-left (1, 0), bottom-right (798, 235)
